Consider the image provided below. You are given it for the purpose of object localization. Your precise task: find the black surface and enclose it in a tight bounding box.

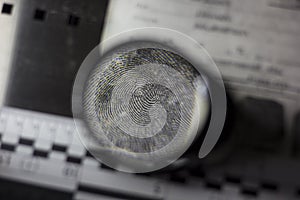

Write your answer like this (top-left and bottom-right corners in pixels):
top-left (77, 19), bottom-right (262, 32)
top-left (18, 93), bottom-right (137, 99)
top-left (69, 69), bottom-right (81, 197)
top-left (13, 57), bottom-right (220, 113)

top-left (0, 177), bottom-right (72, 200)
top-left (0, 143), bottom-right (15, 152)
top-left (33, 9), bottom-right (46, 21)
top-left (5, 0), bottom-right (109, 117)
top-left (237, 97), bottom-right (284, 152)
top-left (33, 149), bottom-right (48, 158)
top-left (66, 156), bottom-right (82, 164)
top-left (1, 3), bottom-right (13, 15)
top-left (19, 138), bottom-right (34, 146)
top-left (78, 184), bottom-right (158, 200)
top-left (52, 144), bottom-right (67, 152)
top-left (293, 112), bottom-right (300, 156)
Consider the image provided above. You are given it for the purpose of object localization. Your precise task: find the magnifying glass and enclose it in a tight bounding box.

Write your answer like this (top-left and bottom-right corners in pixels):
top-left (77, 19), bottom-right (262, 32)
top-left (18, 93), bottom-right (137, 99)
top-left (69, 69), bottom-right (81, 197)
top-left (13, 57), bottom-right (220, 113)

top-left (72, 28), bottom-right (226, 173)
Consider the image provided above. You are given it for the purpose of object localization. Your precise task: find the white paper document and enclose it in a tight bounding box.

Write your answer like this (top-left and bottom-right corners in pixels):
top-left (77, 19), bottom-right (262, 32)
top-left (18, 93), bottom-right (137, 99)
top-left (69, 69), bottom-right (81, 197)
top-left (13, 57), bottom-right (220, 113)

top-left (102, 0), bottom-right (300, 100)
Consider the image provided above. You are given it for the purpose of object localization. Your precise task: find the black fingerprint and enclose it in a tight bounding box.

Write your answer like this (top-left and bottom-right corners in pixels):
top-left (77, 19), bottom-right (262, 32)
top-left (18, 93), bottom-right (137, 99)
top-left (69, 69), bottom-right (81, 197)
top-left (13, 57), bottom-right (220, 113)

top-left (84, 48), bottom-right (199, 153)
top-left (98, 83), bottom-right (181, 153)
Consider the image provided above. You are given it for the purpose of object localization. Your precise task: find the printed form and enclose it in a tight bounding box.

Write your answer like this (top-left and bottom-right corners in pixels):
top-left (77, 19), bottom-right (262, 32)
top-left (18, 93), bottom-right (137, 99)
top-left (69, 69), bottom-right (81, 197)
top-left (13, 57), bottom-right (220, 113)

top-left (102, 0), bottom-right (300, 99)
